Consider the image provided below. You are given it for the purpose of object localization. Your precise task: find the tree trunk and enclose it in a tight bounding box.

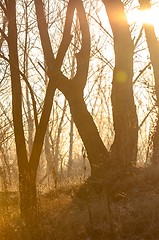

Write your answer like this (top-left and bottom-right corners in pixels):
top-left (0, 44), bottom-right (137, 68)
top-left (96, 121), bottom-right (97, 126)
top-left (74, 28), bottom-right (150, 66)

top-left (103, 0), bottom-right (138, 168)
top-left (8, 1), bottom-right (55, 233)
top-left (7, 0), bottom-right (35, 225)
top-left (67, 116), bottom-right (74, 177)
top-left (19, 170), bottom-right (38, 239)
top-left (19, 172), bottom-right (37, 219)
top-left (66, 90), bottom-right (110, 178)
top-left (44, 125), bottom-right (54, 188)
top-left (140, 5), bottom-right (159, 164)
top-left (151, 117), bottom-right (159, 164)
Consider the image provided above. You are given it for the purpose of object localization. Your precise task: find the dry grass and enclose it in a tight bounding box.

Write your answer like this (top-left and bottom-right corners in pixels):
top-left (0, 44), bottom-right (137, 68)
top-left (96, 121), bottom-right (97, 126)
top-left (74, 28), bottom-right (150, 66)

top-left (1, 166), bottom-right (159, 239)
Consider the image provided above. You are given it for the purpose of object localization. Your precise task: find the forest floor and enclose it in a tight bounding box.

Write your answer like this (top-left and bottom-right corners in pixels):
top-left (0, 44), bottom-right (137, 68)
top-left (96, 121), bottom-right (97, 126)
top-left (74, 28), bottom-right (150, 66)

top-left (1, 165), bottom-right (159, 240)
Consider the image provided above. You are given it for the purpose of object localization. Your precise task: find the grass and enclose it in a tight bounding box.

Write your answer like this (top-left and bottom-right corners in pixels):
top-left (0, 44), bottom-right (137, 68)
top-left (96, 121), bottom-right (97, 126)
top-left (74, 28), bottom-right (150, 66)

top-left (1, 165), bottom-right (159, 239)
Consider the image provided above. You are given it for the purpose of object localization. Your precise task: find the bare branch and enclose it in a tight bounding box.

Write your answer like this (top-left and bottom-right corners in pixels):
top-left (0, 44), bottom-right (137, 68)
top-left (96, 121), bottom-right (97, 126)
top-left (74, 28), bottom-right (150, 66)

top-left (0, 16), bottom-right (8, 50)
top-left (134, 26), bottom-right (143, 47)
top-left (133, 61), bottom-right (151, 85)
top-left (0, 53), bottom-right (38, 128)
top-left (0, 2), bottom-right (7, 16)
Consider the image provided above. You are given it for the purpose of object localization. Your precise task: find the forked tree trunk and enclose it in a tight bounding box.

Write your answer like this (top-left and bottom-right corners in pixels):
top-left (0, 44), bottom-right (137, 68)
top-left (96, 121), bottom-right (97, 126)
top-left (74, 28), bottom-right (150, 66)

top-left (7, 0), bottom-right (36, 223)
top-left (34, 0), bottom-right (138, 181)
top-left (8, 1), bottom-right (56, 234)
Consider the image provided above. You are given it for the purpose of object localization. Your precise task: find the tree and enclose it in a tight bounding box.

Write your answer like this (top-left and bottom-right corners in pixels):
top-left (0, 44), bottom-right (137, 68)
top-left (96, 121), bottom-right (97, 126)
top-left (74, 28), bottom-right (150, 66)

top-left (102, 0), bottom-right (138, 167)
top-left (1, 0), bottom-right (158, 235)
top-left (34, 0), bottom-right (110, 179)
top-left (4, 0), bottom-right (56, 235)
top-left (35, 0), bottom-right (139, 180)
top-left (138, 0), bottom-right (159, 164)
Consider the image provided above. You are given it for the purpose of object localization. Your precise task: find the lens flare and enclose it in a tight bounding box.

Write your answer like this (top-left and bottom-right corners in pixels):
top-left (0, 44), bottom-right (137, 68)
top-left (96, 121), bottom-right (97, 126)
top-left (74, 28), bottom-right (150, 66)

top-left (115, 71), bottom-right (127, 83)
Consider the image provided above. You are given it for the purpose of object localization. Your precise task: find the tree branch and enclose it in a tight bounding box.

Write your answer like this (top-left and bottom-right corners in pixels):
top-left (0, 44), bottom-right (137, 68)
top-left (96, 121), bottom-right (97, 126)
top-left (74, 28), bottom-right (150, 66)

top-left (34, 0), bottom-right (55, 77)
top-left (0, 53), bottom-right (38, 128)
top-left (55, 0), bottom-right (75, 70)
top-left (0, 27), bottom-right (8, 43)
top-left (74, 0), bottom-right (91, 89)
top-left (0, 2), bottom-right (7, 16)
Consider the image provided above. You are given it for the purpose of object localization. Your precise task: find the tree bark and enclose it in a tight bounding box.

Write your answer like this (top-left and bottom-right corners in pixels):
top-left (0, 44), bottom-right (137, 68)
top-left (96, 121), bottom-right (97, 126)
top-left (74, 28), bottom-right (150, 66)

top-left (65, 89), bottom-right (110, 178)
top-left (103, 0), bottom-right (138, 168)
top-left (139, 0), bottom-right (159, 164)
top-left (19, 171), bottom-right (37, 220)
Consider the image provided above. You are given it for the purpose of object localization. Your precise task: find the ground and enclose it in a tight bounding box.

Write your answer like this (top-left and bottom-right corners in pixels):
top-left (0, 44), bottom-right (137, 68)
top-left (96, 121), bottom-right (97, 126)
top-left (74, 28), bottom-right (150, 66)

top-left (0, 165), bottom-right (159, 240)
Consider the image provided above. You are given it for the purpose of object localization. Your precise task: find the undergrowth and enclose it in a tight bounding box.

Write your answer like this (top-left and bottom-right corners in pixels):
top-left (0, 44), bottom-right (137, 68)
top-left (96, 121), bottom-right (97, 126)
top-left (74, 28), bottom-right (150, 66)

top-left (1, 165), bottom-right (159, 240)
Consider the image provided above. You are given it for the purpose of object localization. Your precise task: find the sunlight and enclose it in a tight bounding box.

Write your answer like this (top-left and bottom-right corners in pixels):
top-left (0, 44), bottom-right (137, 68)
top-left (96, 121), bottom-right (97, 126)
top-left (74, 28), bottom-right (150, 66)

top-left (127, 8), bottom-right (159, 26)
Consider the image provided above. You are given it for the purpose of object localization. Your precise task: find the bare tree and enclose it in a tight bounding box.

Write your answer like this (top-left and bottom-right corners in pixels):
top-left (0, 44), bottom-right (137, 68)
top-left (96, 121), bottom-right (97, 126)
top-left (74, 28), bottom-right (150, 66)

top-left (1, 2), bottom-right (158, 233)
top-left (34, 0), bottom-right (110, 179)
top-left (138, 0), bottom-right (159, 164)
top-left (102, 0), bottom-right (138, 168)
top-left (3, 0), bottom-right (56, 234)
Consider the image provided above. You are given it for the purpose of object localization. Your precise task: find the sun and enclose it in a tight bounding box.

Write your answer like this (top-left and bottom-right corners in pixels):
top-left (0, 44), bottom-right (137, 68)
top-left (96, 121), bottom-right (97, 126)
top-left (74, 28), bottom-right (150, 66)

top-left (127, 8), bottom-right (159, 26)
